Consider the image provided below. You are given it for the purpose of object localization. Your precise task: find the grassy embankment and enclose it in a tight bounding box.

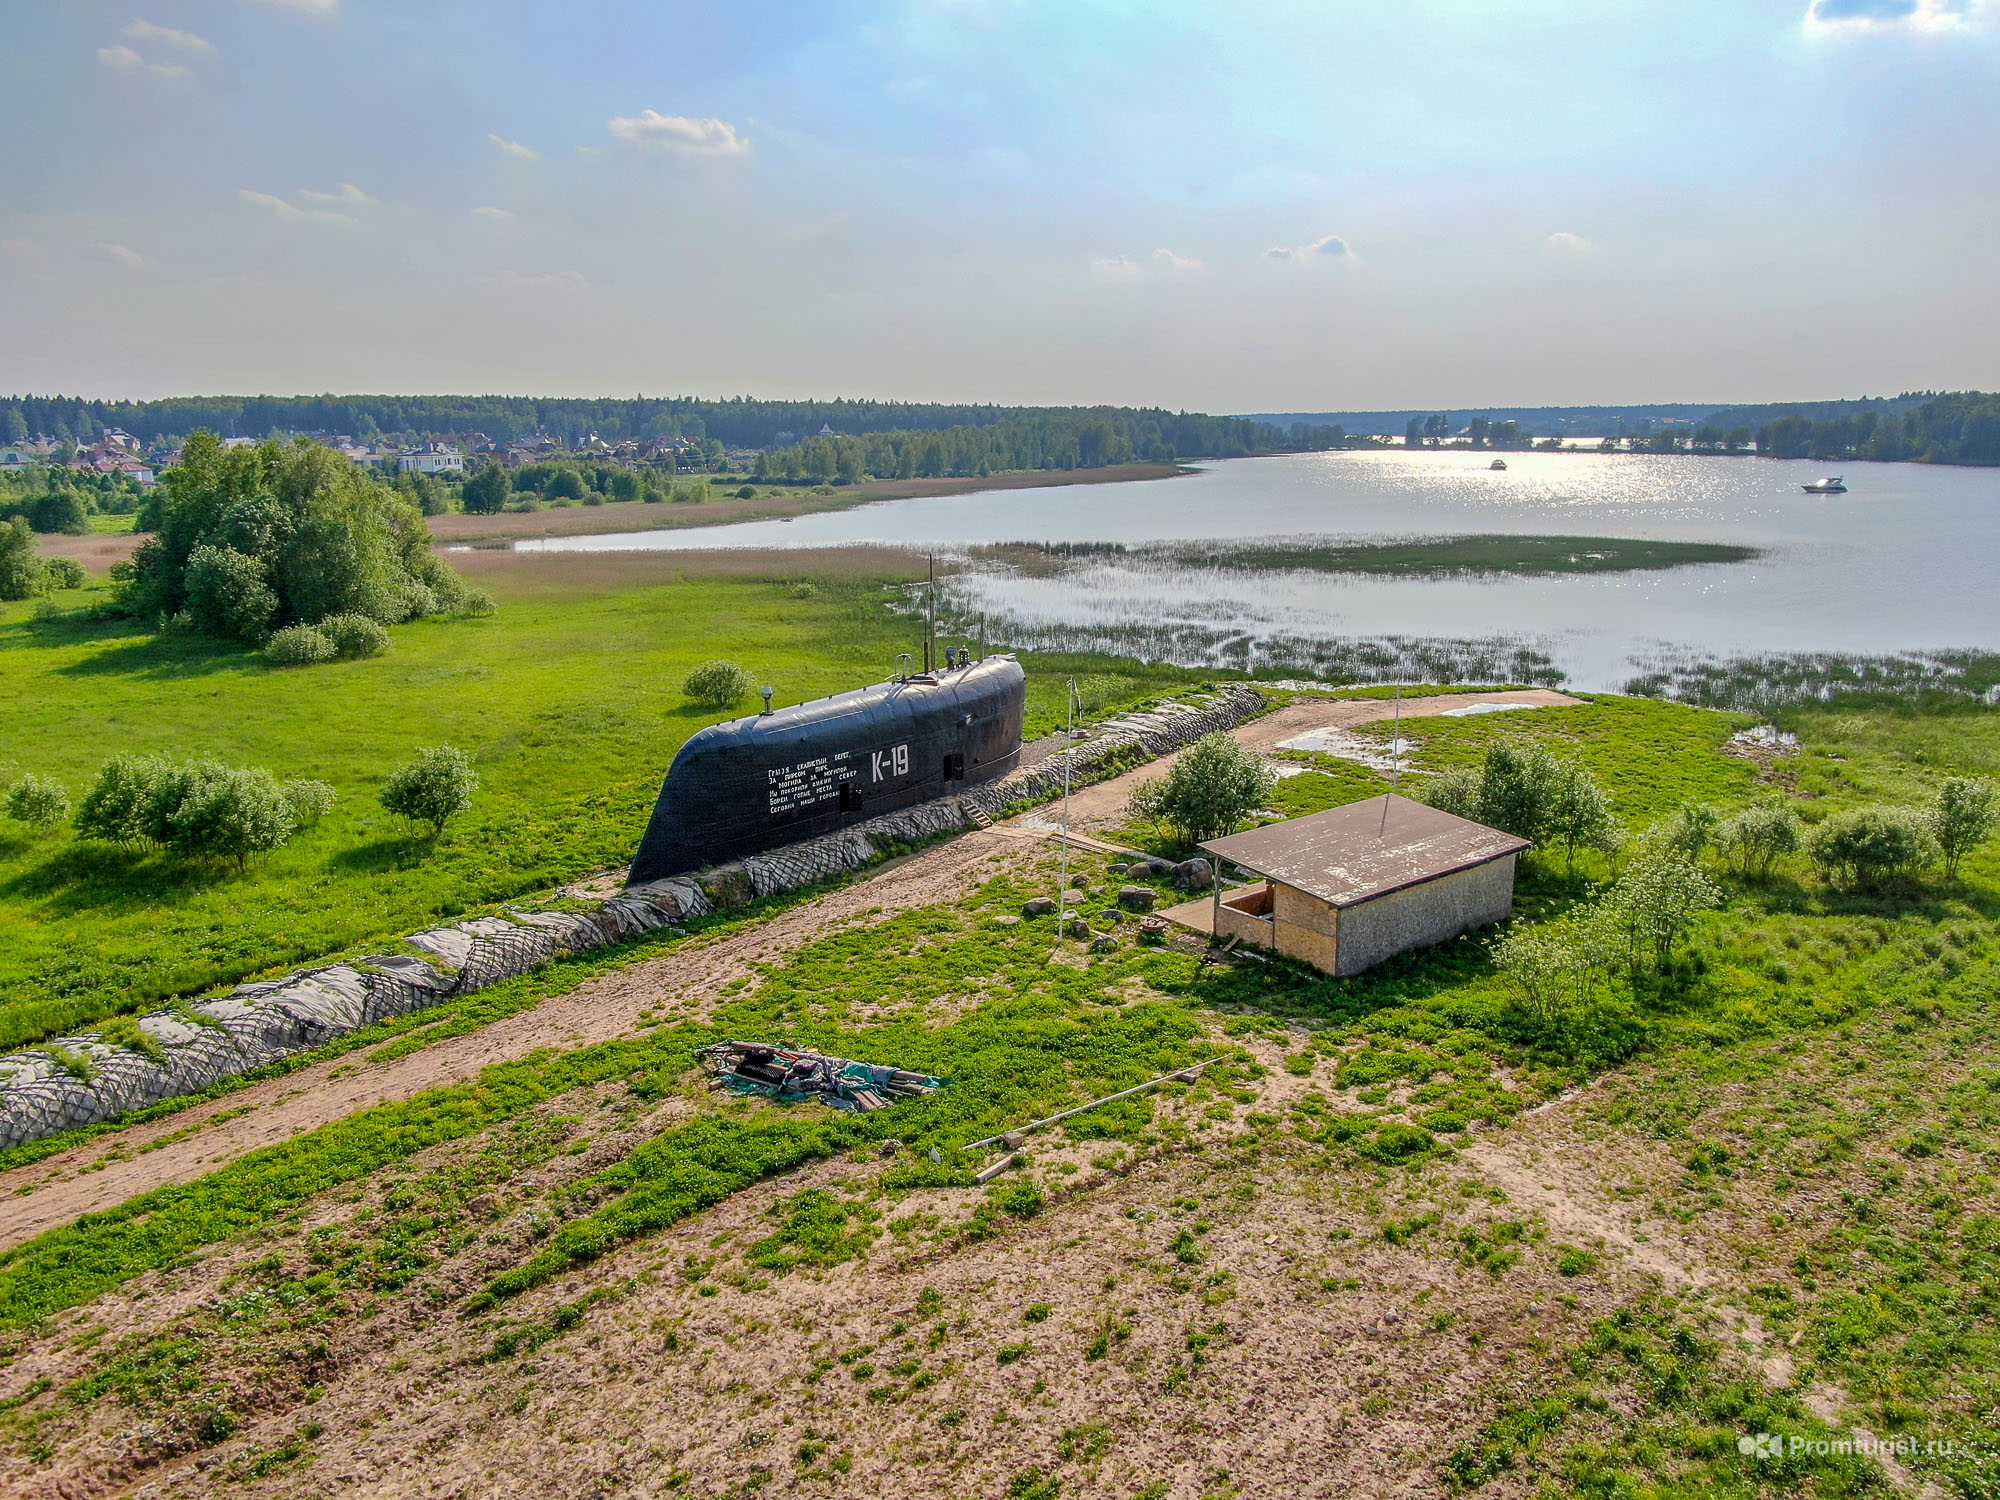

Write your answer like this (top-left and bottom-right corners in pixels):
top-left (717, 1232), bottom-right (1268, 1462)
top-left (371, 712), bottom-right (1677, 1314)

top-left (0, 550), bottom-right (1208, 1053)
top-left (2, 694), bottom-right (1996, 1494)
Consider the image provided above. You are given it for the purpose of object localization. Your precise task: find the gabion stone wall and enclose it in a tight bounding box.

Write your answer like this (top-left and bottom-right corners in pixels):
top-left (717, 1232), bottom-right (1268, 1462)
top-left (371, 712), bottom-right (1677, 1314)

top-left (0, 685), bottom-right (1269, 1153)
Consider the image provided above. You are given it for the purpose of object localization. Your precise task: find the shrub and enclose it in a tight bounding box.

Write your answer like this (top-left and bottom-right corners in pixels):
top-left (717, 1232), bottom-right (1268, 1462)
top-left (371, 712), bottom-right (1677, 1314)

top-left (170, 765), bottom-right (296, 872)
top-left (683, 659), bottom-right (757, 711)
top-left (1127, 731), bottom-right (1275, 847)
top-left (1474, 742), bottom-right (1562, 844)
top-left (41, 556), bottom-right (86, 590)
top-left (321, 612), bottom-right (391, 659)
top-left (1719, 800), bottom-right (1800, 881)
top-left (1419, 765), bottom-right (1482, 821)
top-left (1805, 807), bottom-right (1938, 891)
top-left (452, 587), bottom-right (497, 618)
top-left (265, 624), bottom-right (336, 666)
top-left (1546, 760), bottom-right (1621, 873)
top-left (183, 544), bottom-right (278, 641)
top-left (609, 470), bottom-right (642, 503)
top-left (0, 517), bottom-right (42, 601)
top-left (1929, 777), bottom-right (1997, 881)
top-left (5, 774), bottom-right (70, 834)
top-left (735, 485), bottom-right (756, 499)
top-left (282, 779), bottom-right (336, 828)
top-left (379, 744), bottom-right (479, 836)
top-left (1657, 801), bottom-right (1722, 860)
top-left (1419, 742), bottom-right (1607, 858)
top-left (399, 579), bottom-right (443, 620)
top-left (73, 756), bottom-right (160, 847)
top-left (1604, 841), bottom-right (1723, 970)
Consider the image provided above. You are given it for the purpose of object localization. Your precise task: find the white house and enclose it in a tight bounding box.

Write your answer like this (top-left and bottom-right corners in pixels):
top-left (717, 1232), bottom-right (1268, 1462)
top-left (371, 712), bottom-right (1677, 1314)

top-left (398, 443), bottom-right (465, 476)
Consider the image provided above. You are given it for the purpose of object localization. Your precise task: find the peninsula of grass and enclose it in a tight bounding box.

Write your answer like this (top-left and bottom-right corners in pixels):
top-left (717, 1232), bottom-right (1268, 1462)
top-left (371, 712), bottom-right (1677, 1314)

top-left (0, 551), bottom-right (1208, 1052)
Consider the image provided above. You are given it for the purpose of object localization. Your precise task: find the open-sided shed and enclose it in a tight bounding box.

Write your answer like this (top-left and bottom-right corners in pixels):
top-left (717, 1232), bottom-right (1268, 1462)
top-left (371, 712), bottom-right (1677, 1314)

top-left (1197, 794), bottom-right (1529, 977)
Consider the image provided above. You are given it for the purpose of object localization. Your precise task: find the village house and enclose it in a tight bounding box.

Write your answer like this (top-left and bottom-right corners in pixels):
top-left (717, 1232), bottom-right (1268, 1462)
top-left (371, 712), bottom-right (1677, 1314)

top-left (1195, 794), bottom-right (1529, 977)
top-left (398, 442), bottom-right (465, 476)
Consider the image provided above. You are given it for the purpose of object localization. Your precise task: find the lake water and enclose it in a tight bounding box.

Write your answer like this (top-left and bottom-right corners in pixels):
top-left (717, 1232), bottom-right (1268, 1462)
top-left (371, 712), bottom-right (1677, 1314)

top-left (516, 451), bottom-right (2000, 695)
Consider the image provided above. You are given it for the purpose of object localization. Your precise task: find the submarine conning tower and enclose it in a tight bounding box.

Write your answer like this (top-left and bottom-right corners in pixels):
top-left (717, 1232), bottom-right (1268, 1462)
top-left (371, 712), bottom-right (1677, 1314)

top-left (626, 652), bottom-right (1027, 885)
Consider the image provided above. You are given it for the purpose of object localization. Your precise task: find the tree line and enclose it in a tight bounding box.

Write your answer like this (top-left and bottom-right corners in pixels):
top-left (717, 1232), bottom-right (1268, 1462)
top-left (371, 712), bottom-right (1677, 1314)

top-left (0, 392), bottom-right (1293, 457)
top-left (1747, 391), bottom-right (2000, 465)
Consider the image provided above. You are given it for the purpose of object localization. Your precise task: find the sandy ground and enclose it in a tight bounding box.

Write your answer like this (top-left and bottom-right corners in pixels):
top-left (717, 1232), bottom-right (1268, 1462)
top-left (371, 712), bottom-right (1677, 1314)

top-left (0, 691), bottom-right (1580, 1253)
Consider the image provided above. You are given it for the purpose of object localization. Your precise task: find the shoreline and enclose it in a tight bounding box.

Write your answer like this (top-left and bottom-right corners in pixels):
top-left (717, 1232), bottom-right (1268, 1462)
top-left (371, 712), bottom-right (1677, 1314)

top-left (30, 461), bottom-right (1192, 568)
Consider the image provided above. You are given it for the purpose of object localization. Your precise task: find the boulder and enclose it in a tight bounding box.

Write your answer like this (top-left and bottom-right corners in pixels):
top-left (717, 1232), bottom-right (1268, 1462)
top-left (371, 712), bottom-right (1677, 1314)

top-left (1069, 873), bottom-right (1090, 889)
top-left (1023, 896), bottom-right (1058, 917)
top-left (1118, 884), bottom-right (1157, 911)
top-left (1060, 915), bottom-right (1093, 939)
top-left (992, 914), bottom-right (1022, 927)
top-left (1146, 858), bottom-right (1175, 878)
top-left (1089, 934), bottom-right (1119, 953)
top-left (1172, 858), bottom-right (1215, 892)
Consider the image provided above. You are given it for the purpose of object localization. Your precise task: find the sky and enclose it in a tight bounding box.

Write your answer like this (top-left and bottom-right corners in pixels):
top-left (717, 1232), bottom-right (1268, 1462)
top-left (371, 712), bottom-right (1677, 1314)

top-left (2, 0), bottom-right (1997, 412)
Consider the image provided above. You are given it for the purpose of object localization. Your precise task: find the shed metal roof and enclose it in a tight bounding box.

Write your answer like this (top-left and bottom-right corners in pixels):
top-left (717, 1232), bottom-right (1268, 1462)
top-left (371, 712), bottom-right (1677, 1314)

top-left (1200, 794), bottom-right (1529, 909)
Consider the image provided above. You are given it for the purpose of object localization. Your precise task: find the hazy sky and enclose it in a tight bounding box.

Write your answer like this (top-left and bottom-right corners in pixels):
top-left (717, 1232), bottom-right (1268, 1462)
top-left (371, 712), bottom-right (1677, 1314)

top-left (3, 0), bottom-right (1997, 410)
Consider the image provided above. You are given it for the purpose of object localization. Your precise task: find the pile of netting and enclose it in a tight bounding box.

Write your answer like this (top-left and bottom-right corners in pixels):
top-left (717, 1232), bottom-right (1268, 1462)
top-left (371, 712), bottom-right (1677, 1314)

top-left (696, 1040), bottom-right (947, 1112)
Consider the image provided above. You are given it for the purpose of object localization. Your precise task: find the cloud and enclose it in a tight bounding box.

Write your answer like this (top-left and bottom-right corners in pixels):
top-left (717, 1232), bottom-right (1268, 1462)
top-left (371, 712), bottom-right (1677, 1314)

top-left (95, 242), bottom-right (150, 269)
top-left (488, 134), bottom-right (541, 162)
top-left (126, 20), bottom-right (214, 53)
top-left (471, 206), bottom-right (516, 225)
top-left (1805, 0), bottom-right (1994, 30)
top-left (1266, 233), bottom-right (1357, 261)
top-left (1154, 248), bottom-right (1204, 272)
top-left (1089, 255), bottom-right (1141, 276)
top-left (608, 110), bottom-right (749, 156)
top-left (97, 44), bottom-right (144, 69)
top-left (240, 188), bottom-right (304, 220)
top-left (147, 62), bottom-right (190, 78)
top-left (481, 269), bottom-right (591, 293)
top-left (240, 184), bottom-right (372, 222)
top-left (238, 0), bottom-right (340, 14)
top-left (299, 182), bottom-right (374, 206)
top-left (1544, 231), bottom-right (1594, 253)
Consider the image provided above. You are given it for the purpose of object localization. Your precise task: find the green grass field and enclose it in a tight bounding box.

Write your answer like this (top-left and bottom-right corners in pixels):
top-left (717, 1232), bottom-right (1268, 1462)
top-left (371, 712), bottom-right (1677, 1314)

top-left (0, 555), bottom-right (1206, 1052)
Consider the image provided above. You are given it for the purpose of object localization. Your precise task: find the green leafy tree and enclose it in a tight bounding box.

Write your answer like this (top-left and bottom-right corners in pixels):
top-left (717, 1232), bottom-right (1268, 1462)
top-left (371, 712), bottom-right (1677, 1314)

top-left (1546, 760), bottom-right (1621, 875)
top-left (183, 544), bottom-right (278, 641)
top-left (0, 517), bottom-right (42, 601)
top-left (462, 463), bottom-right (511, 514)
top-left (683, 659), bottom-right (757, 710)
top-left (1805, 807), bottom-right (1938, 891)
top-left (1471, 742), bottom-right (1562, 844)
top-left (1605, 842), bottom-right (1723, 971)
top-left (1658, 801), bottom-right (1722, 861)
top-left (609, 469), bottom-right (642, 503)
top-left (1419, 765), bottom-right (1483, 821)
top-left (6, 774), bottom-right (70, 834)
top-left (546, 468), bottom-right (587, 502)
top-left (1929, 777), bottom-right (1997, 881)
top-left (73, 755), bottom-right (161, 848)
top-left (379, 744), bottom-right (479, 836)
top-left (1492, 911), bottom-right (1615, 1035)
top-left (1127, 731), bottom-right (1275, 847)
top-left (31, 489), bottom-right (88, 535)
top-left (42, 556), bottom-right (86, 590)
top-left (1718, 801), bottom-right (1800, 881)
top-left (171, 764), bottom-right (295, 872)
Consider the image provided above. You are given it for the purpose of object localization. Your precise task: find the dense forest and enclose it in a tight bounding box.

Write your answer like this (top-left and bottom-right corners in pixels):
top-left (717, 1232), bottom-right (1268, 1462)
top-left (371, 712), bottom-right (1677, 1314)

top-left (1744, 391), bottom-right (2000, 465)
top-left (0, 393), bottom-right (1288, 459)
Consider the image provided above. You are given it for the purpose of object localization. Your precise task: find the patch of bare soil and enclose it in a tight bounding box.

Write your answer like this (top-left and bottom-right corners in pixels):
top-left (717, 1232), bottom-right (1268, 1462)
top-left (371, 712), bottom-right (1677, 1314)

top-left (1, 1039), bottom-right (1649, 1500)
top-left (0, 832), bottom-right (1033, 1254)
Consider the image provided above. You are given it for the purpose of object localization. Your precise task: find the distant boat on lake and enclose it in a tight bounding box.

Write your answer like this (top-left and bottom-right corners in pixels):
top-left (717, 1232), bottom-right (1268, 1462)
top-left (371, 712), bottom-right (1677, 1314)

top-left (1801, 476), bottom-right (1847, 493)
top-left (1489, 459), bottom-right (1508, 470)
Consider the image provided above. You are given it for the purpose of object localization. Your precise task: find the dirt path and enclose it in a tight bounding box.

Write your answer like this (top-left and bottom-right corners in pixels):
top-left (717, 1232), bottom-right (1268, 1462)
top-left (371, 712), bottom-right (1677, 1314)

top-left (0, 689), bottom-right (1577, 1252)
top-left (1053, 688), bottom-right (1584, 832)
top-left (0, 828), bottom-right (1038, 1253)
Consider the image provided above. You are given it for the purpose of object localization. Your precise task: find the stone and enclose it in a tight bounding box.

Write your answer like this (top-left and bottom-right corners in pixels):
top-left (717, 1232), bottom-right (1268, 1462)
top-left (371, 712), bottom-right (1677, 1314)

top-left (1023, 896), bottom-right (1058, 917)
top-left (1172, 858), bottom-right (1215, 892)
top-left (1089, 934), bottom-right (1119, 953)
top-left (1069, 873), bottom-right (1090, 888)
top-left (993, 914), bottom-right (1022, 927)
top-left (1118, 884), bottom-right (1157, 911)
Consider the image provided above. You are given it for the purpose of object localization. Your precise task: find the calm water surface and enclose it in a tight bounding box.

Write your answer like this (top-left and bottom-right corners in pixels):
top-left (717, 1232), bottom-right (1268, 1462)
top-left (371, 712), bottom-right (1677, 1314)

top-left (517, 451), bottom-right (2000, 690)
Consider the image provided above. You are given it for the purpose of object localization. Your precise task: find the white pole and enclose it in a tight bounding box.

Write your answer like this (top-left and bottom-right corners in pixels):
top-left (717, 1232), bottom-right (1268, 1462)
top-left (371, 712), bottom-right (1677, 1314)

top-left (1056, 677), bottom-right (1079, 949)
top-left (1382, 681), bottom-right (1403, 834)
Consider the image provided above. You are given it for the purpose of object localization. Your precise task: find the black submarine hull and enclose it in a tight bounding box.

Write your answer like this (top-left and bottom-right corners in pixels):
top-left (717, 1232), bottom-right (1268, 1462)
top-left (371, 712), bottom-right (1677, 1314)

top-left (627, 654), bottom-right (1027, 884)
